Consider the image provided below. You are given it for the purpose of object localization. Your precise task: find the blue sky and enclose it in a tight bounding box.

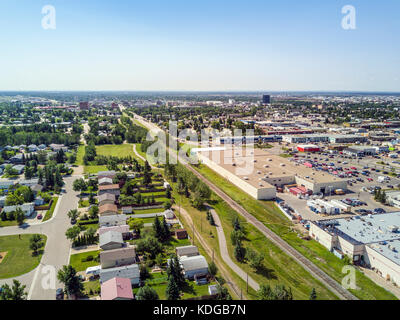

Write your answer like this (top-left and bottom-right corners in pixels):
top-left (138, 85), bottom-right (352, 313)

top-left (0, 0), bottom-right (399, 91)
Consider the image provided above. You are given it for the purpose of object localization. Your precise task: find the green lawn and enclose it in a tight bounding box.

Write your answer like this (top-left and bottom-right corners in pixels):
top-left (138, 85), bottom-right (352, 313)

top-left (76, 145), bottom-right (85, 166)
top-left (0, 220), bottom-right (19, 227)
top-left (193, 163), bottom-right (397, 300)
top-left (83, 279), bottom-right (100, 297)
top-left (132, 207), bottom-right (164, 214)
top-left (0, 234), bottom-right (47, 279)
top-left (84, 165), bottom-right (108, 174)
top-left (43, 197), bottom-right (58, 222)
top-left (69, 250), bottom-right (100, 272)
top-left (96, 144), bottom-right (135, 157)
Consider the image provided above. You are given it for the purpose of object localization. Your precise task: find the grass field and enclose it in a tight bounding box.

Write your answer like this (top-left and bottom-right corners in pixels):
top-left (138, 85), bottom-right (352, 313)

top-left (194, 163), bottom-right (397, 300)
top-left (76, 145), bottom-right (85, 166)
top-left (69, 250), bottom-right (100, 272)
top-left (0, 234), bottom-right (47, 279)
top-left (0, 220), bottom-right (19, 227)
top-left (96, 144), bottom-right (134, 157)
top-left (170, 181), bottom-right (338, 300)
top-left (84, 165), bottom-right (108, 174)
top-left (43, 197), bottom-right (58, 222)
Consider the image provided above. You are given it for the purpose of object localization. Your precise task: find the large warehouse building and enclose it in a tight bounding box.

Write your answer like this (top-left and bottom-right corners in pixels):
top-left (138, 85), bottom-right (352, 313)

top-left (194, 147), bottom-right (347, 200)
top-left (310, 212), bottom-right (400, 286)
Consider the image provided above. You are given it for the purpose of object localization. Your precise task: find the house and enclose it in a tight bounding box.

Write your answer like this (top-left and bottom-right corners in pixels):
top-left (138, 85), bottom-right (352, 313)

top-left (28, 144), bottom-right (38, 152)
top-left (100, 264), bottom-right (140, 286)
top-left (18, 178), bottom-right (39, 187)
top-left (101, 277), bottom-right (134, 300)
top-left (38, 144), bottom-right (47, 150)
top-left (3, 203), bottom-right (35, 217)
top-left (99, 177), bottom-right (113, 186)
top-left (99, 214), bottom-right (127, 227)
top-left (34, 196), bottom-right (45, 206)
top-left (12, 165), bottom-right (25, 174)
top-left (99, 231), bottom-right (124, 251)
top-left (97, 193), bottom-right (116, 206)
top-left (122, 206), bottom-right (133, 214)
top-left (163, 209), bottom-right (175, 219)
top-left (99, 203), bottom-right (118, 216)
top-left (99, 225), bottom-right (131, 239)
top-left (98, 184), bottom-right (120, 196)
top-left (98, 171), bottom-right (117, 180)
top-left (0, 180), bottom-right (16, 190)
top-left (9, 154), bottom-right (24, 164)
top-left (0, 195), bottom-right (7, 207)
top-left (49, 143), bottom-right (67, 152)
top-left (176, 245), bottom-right (199, 258)
top-left (179, 255), bottom-right (209, 280)
top-left (175, 229), bottom-right (188, 240)
top-left (31, 184), bottom-right (44, 194)
top-left (100, 247), bottom-right (136, 269)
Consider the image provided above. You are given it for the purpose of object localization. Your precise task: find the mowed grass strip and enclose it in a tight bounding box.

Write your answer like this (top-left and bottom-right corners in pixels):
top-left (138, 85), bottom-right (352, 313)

top-left (194, 163), bottom-right (397, 300)
top-left (0, 234), bottom-right (47, 279)
top-left (96, 144), bottom-right (134, 157)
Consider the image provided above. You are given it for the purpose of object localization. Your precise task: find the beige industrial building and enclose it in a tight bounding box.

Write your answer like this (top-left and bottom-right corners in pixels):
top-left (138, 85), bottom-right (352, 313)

top-left (194, 147), bottom-right (347, 200)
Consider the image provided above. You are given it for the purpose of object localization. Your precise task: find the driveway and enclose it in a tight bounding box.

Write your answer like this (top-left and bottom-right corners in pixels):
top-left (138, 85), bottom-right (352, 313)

top-left (0, 175), bottom-right (81, 300)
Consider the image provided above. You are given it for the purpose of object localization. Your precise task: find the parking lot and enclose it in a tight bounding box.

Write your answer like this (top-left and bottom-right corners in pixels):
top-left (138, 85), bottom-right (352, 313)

top-left (276, 149), bottom-right (400, 222)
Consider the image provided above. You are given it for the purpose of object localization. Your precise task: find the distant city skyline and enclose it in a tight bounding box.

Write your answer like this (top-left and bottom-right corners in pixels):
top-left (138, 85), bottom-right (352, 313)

top-left (0, 0), bottom-right (399, 92)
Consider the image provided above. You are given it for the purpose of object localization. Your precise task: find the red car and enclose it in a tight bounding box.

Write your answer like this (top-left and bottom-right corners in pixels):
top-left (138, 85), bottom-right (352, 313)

top-left (367, 178), bottom-right (373, 182)
top-left (37, 214), bottom-right (43, 220)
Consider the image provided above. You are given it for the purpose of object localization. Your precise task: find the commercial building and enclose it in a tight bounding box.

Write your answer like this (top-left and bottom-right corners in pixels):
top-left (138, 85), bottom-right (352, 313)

top-left (194, 147), bottom-right (347, 200)
top-left (282, 134), bottom-right (330, 144)
top-left (297, 144), bottom-right (320, 152)
top-left (328, 135), bottom-right (368, 144)
top-left (310, 212), bottom-right (400, 286)
top-left (262, 94), bottom-right (271, 104)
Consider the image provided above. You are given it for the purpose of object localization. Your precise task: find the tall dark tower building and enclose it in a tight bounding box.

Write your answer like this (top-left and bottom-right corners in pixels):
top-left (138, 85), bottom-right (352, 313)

top-left (262, 94), bottom-right (271, 104)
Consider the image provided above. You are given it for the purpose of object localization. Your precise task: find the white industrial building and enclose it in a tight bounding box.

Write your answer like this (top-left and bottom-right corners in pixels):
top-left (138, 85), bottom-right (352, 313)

top-left (194, 147), bottom-right (347, 200)
top-left (310, 212), bottom-right (400, 286)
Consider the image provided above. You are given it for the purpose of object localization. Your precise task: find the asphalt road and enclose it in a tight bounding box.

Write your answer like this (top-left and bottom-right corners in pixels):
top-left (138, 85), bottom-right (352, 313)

top-left (0, 175), bottom-right (81, 300)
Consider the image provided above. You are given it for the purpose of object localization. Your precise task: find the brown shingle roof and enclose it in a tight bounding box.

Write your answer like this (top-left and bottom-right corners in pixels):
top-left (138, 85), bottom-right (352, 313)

top-left (99, 184), bottom-right (120, 191)
top-left (99, 203), bottom-right (118, 214)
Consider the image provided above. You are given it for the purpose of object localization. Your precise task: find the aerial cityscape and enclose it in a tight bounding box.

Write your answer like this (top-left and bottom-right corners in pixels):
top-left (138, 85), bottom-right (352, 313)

top-left (0, 0), bottom-right (400, 311)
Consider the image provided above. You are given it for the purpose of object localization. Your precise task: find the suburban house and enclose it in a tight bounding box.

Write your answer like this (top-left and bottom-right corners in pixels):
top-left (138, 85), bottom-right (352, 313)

top-left (99, 203), bottom-right (118, 216)
top-left (179, 255), bottom-right (209, 280)
top-left (163, 209), bottom-right (175, 220)
top-left (98, 171), bottom-right (117, 180)
top-left (101, 277), bottom-right (134, 300)
top-left (175, 229), bottom-right (188, 240)
top-left (97, 193), bottom-right (116, 206)
top-left (99, 177), bottom-right (113, 186)
top-left (122, 206), bottom-right (133, 214)
top-left (3, 203), bottom-right (35, 217)
top-left (12, 165), bottom-right (25, 174)
top-left (18, 178), bottom-right (39, 187)
top-left (34, 196), bottom-right (45, 206)
top-left (9, 154), bottom-right (24, 164)
top-left (98, 184), bottom-right (120, 196)
top-left (0, 195), bottom-right (7, 207)
top-left (0, 180), bottom-right (16, 190)
top-left (31, 184), bottom-right (44, 194)
top-left (28, 144), bottom-right (38, 152)
top-left (100, 264), bottom-right (140, 286)
top-left (176, 245), bottom-right (199, 258)
top-left (99, 225), bottom-right (130, 239)
top-left (100, 247), bottom-right (137, 269)
top-left (99, 214), bottom-right (127, 227)
top-left (99, 231), bottom-right (124, 251)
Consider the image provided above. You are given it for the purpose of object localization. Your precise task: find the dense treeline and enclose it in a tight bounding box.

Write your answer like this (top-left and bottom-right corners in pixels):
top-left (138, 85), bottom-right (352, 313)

top-left (0, 123), bottom-right (80, 146)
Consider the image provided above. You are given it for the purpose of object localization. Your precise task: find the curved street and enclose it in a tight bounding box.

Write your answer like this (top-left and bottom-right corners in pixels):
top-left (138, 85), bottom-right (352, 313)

top-left (0, 175), bottom-right (81, 300)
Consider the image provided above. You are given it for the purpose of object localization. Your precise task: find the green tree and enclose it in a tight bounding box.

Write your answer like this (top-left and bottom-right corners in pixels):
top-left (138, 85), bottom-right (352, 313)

top-left (165, 277), bottom-right (180, 300)
top-left (246, 248), bottom-right (264, 271)
top-left (15, 208), bottom-right (25, 225)
top-left (310, 288), bottom-right (317, 300)
top-left (0, 280), bottom-right (27, 300)
top-left (67, 209), bottom-right (79, 222)
top-left (65, 226), bottom-right (81, 243)
top-left (129, 218), bottom-right (144, 236)
top-left (29, 234), bottom-right (44, 256)
top-left (136, 285), bottom-right (159, 300)
top-left (208, 261), bottom-right (218, 279)
top-left (57, 265), bottom-right (84, 299)
top-left (234, 241), bottom-right (246, 262)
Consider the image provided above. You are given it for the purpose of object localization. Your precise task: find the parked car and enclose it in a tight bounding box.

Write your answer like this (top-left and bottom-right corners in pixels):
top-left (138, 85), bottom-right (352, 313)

top-left (37, 214), bottom-right (43, 220)
top-left (56, 288), bottom-right (64, 300)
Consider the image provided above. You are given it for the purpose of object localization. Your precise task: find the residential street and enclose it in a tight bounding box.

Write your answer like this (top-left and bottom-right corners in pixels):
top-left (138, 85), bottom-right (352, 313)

top-left (0, 175), bottom-right (81, 300)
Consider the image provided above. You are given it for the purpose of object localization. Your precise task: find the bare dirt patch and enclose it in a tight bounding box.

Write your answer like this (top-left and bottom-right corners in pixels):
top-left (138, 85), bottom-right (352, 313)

top-left (0, 252), bottom-right (8, 264)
